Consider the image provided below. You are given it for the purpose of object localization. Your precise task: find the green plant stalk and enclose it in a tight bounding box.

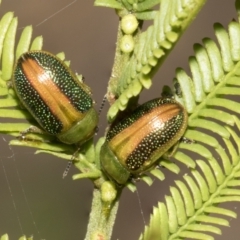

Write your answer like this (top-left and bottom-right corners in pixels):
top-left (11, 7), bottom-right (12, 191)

top-left (84, 188), bottom-right (120, 240)
top-left (84, 18), bottom-right (137, 239)
top-left (107, 23), bottom-right (125, 103)
top-left (94, 2), bottom-right (208, 236)
top-left (107, 16), bottom-right (142, 102)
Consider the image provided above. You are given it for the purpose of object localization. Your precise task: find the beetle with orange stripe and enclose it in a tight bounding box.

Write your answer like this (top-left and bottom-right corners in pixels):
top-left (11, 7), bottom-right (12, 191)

top-left (13, 51), bottom-right (98, 146)
top-left (100, 97), bottom-right (188, 186)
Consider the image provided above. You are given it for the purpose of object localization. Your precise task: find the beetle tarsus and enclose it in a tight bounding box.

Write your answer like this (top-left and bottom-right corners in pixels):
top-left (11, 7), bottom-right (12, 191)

top-left (181, 136), bottom-right (196, 144)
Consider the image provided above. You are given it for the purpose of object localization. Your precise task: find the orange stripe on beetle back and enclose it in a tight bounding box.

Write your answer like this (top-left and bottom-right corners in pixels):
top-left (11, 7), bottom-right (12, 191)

top-left (21, 58), bottom-right (83, 132)
top-left (109, 103), bottom-right (182, 161)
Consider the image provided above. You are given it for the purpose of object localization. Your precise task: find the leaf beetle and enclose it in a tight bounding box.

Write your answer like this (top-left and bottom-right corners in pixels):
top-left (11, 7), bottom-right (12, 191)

top-left (100, 97), bottom-right (188, 185)
top-left (13, 50), bottom-right (98, 147)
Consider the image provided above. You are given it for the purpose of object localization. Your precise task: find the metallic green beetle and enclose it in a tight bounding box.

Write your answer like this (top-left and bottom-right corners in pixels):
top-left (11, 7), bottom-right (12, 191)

top-left (100, 97), bottom-right (188, 185)
top-left (13, 50), bottom-right (98, 145)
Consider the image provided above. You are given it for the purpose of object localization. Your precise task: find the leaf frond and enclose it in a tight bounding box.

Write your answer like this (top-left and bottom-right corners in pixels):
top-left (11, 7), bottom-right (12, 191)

top-left (0, 12), bottom-right (100, 178)
top-left (139, 12), bottom-right (240, 240)
top-left (107, 0), bottom-right (207, 121)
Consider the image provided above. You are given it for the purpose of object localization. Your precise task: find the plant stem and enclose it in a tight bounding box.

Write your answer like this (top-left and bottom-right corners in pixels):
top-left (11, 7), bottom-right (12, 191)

top-left (84, 187), bottom-right (120, 240)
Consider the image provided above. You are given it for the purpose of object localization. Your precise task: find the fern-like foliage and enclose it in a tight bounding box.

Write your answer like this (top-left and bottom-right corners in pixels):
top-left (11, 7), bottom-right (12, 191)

top-left (0, 11), bottom-right (102, 181)
top-left (105, 0), bottom-right (206, 122)
top-left (0, 0), bottom-right (208, 185)
top-left (1, 0), bottom-right (240, 239)
top-left (139, 8), bottom-right (240, 240)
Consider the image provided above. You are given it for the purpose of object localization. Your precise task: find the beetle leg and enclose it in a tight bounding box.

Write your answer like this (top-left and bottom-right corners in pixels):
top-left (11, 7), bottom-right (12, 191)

top-left (18, 125), bottom-right (45, 140)
top-left (181, 136), bottom-right (196, 144)
top-left (161, 142), bottom-right (180, 159)
top-left (162, 137), bottom-right (195, 159)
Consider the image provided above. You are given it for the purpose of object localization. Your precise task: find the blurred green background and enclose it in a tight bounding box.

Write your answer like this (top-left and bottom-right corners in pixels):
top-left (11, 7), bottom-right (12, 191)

top-left (0, 0), bottom-right (237, 239)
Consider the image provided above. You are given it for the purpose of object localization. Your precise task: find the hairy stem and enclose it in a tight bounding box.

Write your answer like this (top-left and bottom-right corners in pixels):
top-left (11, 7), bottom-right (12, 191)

top-left (85, 188), bottom-right (120, 240)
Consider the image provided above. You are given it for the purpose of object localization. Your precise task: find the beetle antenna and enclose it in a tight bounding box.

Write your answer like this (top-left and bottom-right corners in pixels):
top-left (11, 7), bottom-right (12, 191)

top-left (63, 148), bottom-right (80, 179)
top-left (62, 161), bottom-right (72, 179)
top-left (62, 147), bottom-right (80, 178)
top-left (98, 95), bottom-right (107, 116)
top-left (94, 95), bottom-right (107, 136)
